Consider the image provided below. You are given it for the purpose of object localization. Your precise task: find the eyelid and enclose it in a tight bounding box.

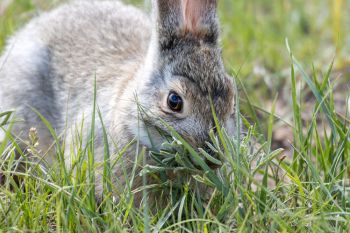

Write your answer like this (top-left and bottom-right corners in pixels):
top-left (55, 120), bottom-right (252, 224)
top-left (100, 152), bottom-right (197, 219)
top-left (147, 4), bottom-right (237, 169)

top-left (169, 84), bottom-right (185, 96)
top-left (160, 108), bottom-right (186, 119)
top-left (168, 76), bottom-right (189, 97)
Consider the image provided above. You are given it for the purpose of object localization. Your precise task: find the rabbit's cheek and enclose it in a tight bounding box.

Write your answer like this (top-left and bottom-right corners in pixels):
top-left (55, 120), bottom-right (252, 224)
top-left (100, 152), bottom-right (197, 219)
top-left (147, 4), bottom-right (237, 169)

top-left (130, 122), bottom-right (164, 149)
top-left (225, 117), bottom-right (237, 138)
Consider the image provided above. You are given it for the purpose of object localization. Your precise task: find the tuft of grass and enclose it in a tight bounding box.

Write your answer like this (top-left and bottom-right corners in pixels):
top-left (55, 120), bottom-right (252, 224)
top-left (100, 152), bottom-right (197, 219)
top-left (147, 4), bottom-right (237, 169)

top-left (1, 54), bottom-right (350, 231)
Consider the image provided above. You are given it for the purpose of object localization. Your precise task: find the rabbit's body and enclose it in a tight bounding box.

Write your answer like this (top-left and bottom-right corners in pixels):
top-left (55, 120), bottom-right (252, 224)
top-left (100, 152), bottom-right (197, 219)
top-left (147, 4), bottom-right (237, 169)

top-left (0, 0), bottom-right (237, 202)
top-left (0, 1), bottom-right (150, 151)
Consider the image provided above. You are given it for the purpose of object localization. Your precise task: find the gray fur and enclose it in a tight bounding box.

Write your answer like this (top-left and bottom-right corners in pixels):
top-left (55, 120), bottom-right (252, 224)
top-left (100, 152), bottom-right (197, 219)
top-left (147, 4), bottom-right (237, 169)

top-left (0, 0), bottom-right (237, 201)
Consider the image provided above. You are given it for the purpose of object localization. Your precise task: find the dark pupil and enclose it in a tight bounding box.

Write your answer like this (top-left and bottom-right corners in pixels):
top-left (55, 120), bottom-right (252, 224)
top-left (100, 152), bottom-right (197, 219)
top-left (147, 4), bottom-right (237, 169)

top-left (168, 92), bottom-right (183, 112)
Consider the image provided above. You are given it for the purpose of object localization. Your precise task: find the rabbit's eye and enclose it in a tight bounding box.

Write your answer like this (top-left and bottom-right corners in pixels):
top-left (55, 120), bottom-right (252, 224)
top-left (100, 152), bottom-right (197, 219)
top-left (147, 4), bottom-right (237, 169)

top-left (167, 92), bottom-right (183, 112)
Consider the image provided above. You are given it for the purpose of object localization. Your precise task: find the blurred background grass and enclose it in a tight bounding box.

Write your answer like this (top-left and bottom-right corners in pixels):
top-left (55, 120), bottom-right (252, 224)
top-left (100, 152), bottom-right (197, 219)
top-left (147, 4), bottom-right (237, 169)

top-left (1, 0), bottom-right (349, 148)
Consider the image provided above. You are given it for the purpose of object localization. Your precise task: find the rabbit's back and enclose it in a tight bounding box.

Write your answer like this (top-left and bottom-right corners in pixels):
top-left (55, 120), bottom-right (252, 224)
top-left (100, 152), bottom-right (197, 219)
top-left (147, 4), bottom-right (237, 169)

top-left (0, 1), bottom-right (151, 147)
top-left (39, 1), bottom-right (151, 88)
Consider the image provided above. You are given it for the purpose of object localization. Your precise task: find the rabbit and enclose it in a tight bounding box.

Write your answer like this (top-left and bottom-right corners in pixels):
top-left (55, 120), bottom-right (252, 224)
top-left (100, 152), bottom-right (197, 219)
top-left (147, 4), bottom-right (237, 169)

top-left (0, 0), bottom-right (238, 203)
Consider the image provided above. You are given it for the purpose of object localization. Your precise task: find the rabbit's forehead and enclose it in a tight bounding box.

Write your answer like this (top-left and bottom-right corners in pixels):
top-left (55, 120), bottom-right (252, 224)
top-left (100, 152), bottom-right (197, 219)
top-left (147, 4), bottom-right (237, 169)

top-left (170, 47), bottom-right (229, 91)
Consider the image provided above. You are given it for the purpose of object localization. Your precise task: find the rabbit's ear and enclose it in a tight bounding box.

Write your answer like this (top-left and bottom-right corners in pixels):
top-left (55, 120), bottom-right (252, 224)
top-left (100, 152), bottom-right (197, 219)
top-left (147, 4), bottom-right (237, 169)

top-left (181, 0), bottom-right (218, 38)
top-left (155, 0), bottom-right (219, 48)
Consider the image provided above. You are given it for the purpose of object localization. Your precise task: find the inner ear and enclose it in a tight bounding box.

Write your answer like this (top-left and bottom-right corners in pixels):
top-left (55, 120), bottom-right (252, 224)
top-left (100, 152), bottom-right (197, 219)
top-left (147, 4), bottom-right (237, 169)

top-left (181, 0), bottom-right (204, 33)
top-left (181, 0), bottom-right (217, 37)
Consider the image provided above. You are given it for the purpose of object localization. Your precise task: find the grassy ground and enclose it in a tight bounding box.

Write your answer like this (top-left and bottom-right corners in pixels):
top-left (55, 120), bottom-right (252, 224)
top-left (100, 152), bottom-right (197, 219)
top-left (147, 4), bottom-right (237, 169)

top-left (1, 0), bottom-right (350, 232)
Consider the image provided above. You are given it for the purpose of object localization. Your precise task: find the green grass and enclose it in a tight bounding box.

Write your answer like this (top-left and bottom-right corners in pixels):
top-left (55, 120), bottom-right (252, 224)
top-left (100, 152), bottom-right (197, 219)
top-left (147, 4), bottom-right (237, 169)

top-left (1, 0), bottom-right (350, 232)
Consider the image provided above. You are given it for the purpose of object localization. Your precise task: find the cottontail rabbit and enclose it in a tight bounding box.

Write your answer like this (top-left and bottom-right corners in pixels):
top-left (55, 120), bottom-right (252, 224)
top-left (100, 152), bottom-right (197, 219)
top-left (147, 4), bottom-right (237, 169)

top-left (0, 0), bottom-right (237, 200)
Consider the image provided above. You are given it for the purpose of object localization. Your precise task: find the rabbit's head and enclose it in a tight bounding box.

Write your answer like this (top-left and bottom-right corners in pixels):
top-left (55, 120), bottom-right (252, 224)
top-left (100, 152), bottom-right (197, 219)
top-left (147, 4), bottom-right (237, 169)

top-left (134, 0), bottom-right (237, 149)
